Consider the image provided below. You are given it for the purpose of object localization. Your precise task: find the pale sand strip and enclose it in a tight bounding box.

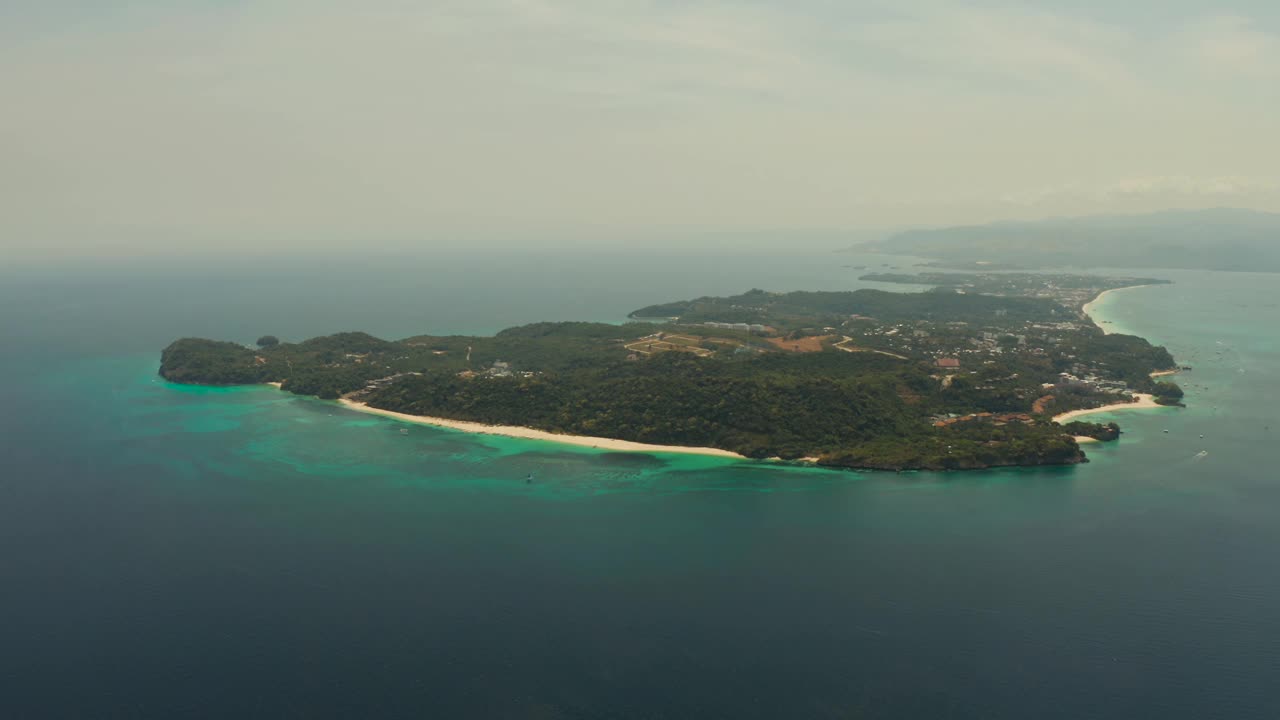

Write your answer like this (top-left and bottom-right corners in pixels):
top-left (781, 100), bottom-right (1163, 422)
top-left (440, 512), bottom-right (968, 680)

top-left (1082, 284), bottom-right (1161, 334)
top-left (1053, 393), bottom-right (1161, 424)
top-left (336, 398), bottom-right (745, 458)
top-left (1073, 285), bottom-right (1177, 428)
top-left (1081, 287), bottom-right (1119, 324)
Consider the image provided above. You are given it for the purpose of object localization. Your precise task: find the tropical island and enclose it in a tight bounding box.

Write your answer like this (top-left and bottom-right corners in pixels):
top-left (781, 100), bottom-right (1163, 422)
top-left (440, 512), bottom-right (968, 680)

top-left (159, 278), bottom-right (1184, 471)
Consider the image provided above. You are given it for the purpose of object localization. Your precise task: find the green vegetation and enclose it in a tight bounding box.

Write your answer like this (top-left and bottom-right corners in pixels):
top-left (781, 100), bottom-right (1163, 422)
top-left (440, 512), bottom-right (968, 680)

top-left (256, 335), bottom-right (280, 348)
top-left (160, 339), bottom-right (279, 385)
top-left (1066, 334), bottom-right (1177, 392)
top-left (160, 284), bottom-right (1184, 472)
top-left (1153, 381), bottom-right (1185, 406)
top-left (827, 422), bottom-right (1085, 471)
top-left (1062, 421), bottom-right (1122, 442)
top-left (630, 288), bottom-right (1066, 331)
top-left (860, 272), bottom-right (1171, 310)
top-left (369, 352), bottom-right (926, 461)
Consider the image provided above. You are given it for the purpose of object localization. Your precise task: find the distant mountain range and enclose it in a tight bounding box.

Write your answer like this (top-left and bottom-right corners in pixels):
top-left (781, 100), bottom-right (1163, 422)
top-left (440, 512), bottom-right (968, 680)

top-left (876, 208), bottom-right (1280, 272)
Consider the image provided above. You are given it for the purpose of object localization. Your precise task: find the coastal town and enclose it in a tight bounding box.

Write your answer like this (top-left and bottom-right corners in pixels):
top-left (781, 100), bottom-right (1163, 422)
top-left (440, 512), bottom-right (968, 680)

top-left (624, 279), bottom-right (1184, 419)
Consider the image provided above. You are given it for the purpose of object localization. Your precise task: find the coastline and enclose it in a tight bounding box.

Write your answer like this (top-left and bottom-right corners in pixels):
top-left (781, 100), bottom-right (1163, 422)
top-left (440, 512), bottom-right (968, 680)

top-left (335, 398), bottom-right (746, 459)
top-left (255, 279), bottom-right (1172, 464)
top-left (1053, 393), bottom-right (1161, 423)
top-left (1075, 284), bottom-right (1181, 423)
top-left (253, 384), bottom-right (1098, 468)
top-left (1082, 284), bottom-right (1158, 334)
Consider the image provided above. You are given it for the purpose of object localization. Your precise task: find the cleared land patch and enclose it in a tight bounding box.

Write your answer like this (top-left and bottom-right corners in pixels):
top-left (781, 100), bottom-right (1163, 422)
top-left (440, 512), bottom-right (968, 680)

top-left (833, 336), bottom-right (910, 360)
top-left (625, 335), bottom-right (714, 357)
top-left (766, 335), bottom-right (833, 353)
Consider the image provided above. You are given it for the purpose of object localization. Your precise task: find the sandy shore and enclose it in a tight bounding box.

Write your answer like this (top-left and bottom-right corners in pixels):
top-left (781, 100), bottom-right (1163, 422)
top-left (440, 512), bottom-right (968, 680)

top-left (336, 399), bottom-right (745, 458)
top-left (1082, 284), bottom-right (1160, 334)
top-left (1081, 287), bottom-right (1117, 324)
top-left (1053, 393), bottom-right (1161, 423)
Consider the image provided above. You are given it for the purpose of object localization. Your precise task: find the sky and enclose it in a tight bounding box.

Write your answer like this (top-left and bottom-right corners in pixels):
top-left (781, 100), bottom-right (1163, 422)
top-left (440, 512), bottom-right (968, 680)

top-left (3, 0), bottom-right (1280, 258)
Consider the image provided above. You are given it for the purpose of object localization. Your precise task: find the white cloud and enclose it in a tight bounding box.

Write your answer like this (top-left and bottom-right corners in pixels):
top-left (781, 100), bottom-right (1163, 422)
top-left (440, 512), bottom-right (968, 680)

top-left (2, 1), bottom-right (1280, 257)
top-left (1185, 14), bottom-right (1280, 76)
top-left (852, 5), bottom-right (1135, 91)
top-left (1002, 175), bottom-right (1280, 206)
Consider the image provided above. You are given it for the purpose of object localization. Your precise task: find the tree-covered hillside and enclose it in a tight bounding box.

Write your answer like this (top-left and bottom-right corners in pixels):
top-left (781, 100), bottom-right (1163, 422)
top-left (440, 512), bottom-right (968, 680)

top-left (630, 288), bottom-right (1068, 329)
top-left (159, 285), bottom-right (1180, 471)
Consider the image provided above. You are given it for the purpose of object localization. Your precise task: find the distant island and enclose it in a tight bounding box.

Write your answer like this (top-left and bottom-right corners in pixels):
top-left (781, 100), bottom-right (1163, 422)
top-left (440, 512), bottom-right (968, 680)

top-left (160, 277), bottom-right (1183, 471)
top-left (859, 271), bottom-right (1173, 309)
top-left (869, 208), bottom-right (1280, 273)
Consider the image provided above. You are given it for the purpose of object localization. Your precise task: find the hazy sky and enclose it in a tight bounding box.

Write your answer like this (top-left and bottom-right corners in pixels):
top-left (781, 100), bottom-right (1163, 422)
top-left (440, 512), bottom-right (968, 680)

top-left (4, 1), bottom-right (1280, 257)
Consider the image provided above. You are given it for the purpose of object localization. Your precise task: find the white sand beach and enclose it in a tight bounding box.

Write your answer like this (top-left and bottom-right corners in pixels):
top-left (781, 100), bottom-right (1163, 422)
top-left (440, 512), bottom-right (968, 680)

top-left (1081, 288), bottom-right (1117, 327)
top-left (336, 398), bottom-right (745, 458)
top-left (1053, 393), bottom-right (1161, 423)
top-left (1082, 284), bottom-right (1160, 334)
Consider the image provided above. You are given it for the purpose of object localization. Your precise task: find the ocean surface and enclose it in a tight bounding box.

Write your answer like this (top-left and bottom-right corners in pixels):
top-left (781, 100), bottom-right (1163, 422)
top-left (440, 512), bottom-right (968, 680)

top-left (2, 251), bottom-right (1278, 719)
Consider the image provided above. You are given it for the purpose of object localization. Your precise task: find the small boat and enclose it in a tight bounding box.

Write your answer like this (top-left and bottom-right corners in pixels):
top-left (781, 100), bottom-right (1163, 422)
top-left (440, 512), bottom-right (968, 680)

top-left (1163, 429), bottom-right (1170, 433)
top-left (400, 428), bottom-right (409, 435)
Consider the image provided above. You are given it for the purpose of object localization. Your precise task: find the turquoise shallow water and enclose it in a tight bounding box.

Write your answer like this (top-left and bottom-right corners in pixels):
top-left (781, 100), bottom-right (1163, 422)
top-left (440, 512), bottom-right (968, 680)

top-left (2, 254), bottom-right (1278, 718)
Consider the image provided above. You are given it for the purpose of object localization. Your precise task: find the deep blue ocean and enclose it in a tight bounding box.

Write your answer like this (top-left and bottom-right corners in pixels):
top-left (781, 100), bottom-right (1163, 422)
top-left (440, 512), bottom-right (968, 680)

top-left (2, 251), bottom-right (1278, 718)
